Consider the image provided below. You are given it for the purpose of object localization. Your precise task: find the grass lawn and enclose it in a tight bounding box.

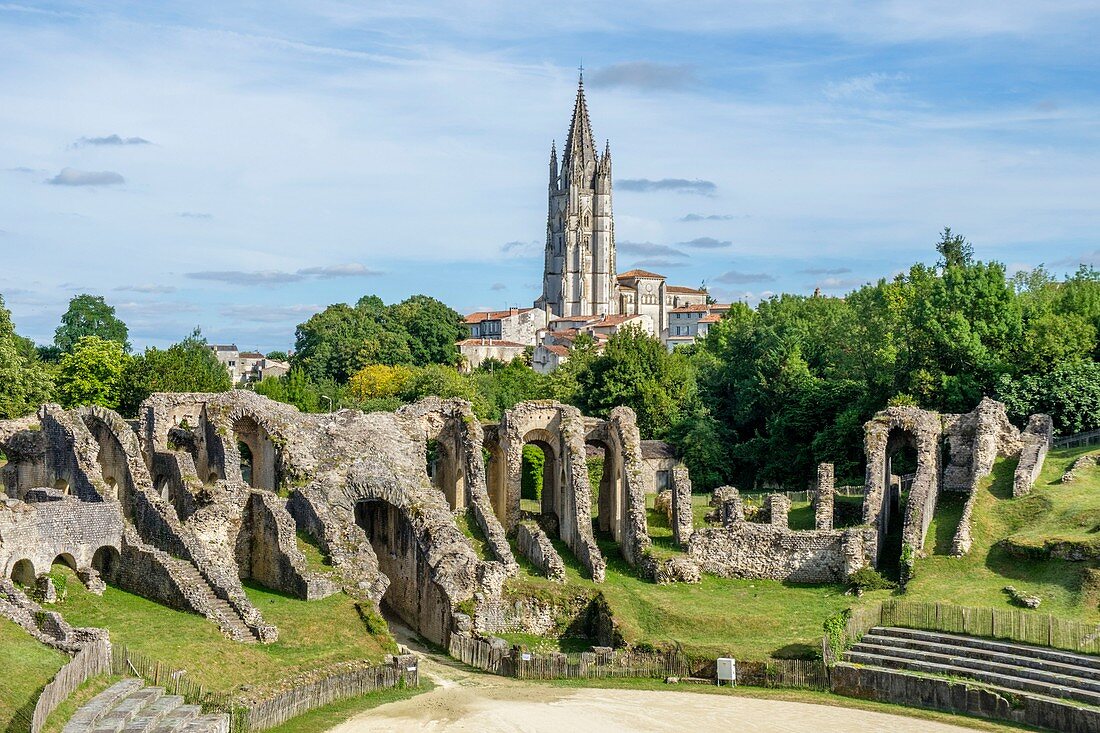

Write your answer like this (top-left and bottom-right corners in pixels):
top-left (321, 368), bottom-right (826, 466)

top-left (0, 618), bottom-right (66, 732)
top-left (263, 680), bottom-right (433, 733)
top-left (49, 566), bottom-right (396, 695)
top-left (901, 448), bottom-right (1100, 623)
top-left (505, 513), bottom-right (854, 660)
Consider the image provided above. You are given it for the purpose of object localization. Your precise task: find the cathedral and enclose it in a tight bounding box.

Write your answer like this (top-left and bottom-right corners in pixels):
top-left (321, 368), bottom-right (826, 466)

top-left (458, 74), bottom-right (725, 372)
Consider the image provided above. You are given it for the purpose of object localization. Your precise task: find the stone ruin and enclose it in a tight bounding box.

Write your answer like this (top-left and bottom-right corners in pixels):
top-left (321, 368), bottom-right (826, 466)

top-left (682, 397), bottom-right (1051, 586)
top-left (0, 392), bottom-right (662, 649)
top-left (0, 390), bottom-right (1054, 656)
top-left (863, 397), bottom-right (1052, 564)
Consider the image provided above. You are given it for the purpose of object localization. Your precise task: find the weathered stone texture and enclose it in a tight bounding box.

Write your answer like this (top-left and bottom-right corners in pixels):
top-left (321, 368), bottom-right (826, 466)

top-left (814, 463), bottom-right (834, 530)
top-left (1014, 413), bottom-right (1053, 497)
top-left (515, 521), bottom-right (565, 581)
top-left (688, 521), bottom-right (874, 583)
top-left (670, 464), bottom-right (693, 547)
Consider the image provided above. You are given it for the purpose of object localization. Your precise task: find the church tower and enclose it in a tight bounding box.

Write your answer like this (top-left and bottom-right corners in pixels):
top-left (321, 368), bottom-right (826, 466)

top-left (536, 73), bottom-right (618, 318)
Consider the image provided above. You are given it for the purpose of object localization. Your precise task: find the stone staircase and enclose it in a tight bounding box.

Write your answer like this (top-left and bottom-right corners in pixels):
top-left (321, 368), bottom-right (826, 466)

top-left (845, 626), bottom-right (1100, 709)
top-left (62, 679), bottom-right (228, 733)
top-left (162, 557), bottom-right (257, 642)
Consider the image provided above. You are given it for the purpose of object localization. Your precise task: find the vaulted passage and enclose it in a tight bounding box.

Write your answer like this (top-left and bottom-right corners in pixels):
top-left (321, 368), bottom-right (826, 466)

top-left (92, 545), bottom-right (121, 585)
top-left (234, 416), bottom-right (276, 490)
top-left (427, 438), bottom-right (466, 512)
top-left (880, 428), bottom-right (918, 579)
top-left (10, 558), bottom-right (36, 587)
top-left (354, 498), bottom-right (452, 645)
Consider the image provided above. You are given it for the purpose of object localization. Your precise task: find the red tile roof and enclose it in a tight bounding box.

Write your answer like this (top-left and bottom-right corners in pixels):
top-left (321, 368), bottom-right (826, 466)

top-left (456, 339), bottom-right (527, 348)
top-left (545, 345), bottom-right (569, 356)
top-left (666, 285), bottom-right (707, 295)
top-left (669, 304), bottom-right (710, 313)
top-left (699, 314), bottom-right (722, 323)
top-left (464, 307), bottom-right (534, 324)
top-left (617, 269), bottom-right (665, 280)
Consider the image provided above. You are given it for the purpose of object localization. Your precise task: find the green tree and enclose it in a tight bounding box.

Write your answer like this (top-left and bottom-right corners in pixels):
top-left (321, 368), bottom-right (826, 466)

top-left (0, 295), bottom-right (54, 417)
top-left (118, 329), bottom-right (232, 415)
top-left (54, 294), bottom-right (130, 353)
top-left (265, 350), bottom-right (289, 361)
top-left (56, 336), bottom-right (129, 409)
top-left (389, 295), bottom-right (464, 366)
top-left (997, 360), bottom-right (1100, 435)
top-left (935, 226), bottom-right (974, 269)
top-left (576, 327), bottom-right (696, 438)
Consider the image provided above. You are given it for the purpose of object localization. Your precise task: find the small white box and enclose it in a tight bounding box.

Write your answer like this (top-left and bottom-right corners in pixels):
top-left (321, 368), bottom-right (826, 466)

top-left (716, 657), bottom-right (736, 686)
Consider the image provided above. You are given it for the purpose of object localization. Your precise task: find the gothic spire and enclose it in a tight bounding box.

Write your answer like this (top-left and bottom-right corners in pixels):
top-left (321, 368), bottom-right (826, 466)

top-left (563, 71), bottom-right (596, 168)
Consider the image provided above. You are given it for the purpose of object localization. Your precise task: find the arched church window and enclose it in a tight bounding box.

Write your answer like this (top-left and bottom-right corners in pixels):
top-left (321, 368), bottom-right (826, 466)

top-left (583, 211), bottom-right (591, 228)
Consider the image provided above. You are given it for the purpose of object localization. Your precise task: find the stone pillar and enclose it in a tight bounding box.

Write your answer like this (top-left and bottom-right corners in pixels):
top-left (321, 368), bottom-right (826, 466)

top-left (767, 493), bottom-right (790, 528)
top-left (711, 486), bottom-right (742, 525)
top-left (814, 462), bottom-right (835, 530)
top-left (670, 465), bottom-right (694, 548)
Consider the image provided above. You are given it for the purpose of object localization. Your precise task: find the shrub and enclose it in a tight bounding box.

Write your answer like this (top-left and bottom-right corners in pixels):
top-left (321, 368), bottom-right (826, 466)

top-left (847, 566), bottom-right (897, 593)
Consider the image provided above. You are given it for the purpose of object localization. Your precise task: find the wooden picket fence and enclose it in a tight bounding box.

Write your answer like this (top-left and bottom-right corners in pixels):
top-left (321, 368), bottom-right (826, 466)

top-left (449, 633), bottom-right (508, 674)
top-left (880, 600), bottom-right (1100, 654)
top-left (1053, 428), bottom-right (1100, 449)
top-left (242, 662), bottom-right (418, 732)
top-left (735, 659), bottom-right (830, 690)
top-left (827, 600), bottom-right (1100, 661)
top-left (512, 649), bottom-right (693, 680)
top-left (112, 645), bottom-right (236, 717)
top-left (22, 639), bottom-right (112, 733)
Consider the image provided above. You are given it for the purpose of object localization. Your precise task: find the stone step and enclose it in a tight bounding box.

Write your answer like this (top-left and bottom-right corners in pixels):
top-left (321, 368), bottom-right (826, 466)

top-left (63, 679), bottom-right (144, 733)
top-left (844, 650), bottom-right (1100, 708)
top-left (88, 687), bottom-right (164, 733)
top-left (858, 632), bottom-right (1100, 688)
top-left (174, 715), bottom-right (230, 733)
top-left (870, 626), bottom-right (1100, 672)
top-left (120, 694), bottom-right (184, 733)
top-left (147, 704), bottom-right (201, 733)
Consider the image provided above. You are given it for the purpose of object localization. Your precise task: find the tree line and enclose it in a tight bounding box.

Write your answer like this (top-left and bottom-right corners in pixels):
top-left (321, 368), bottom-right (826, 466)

top-left (2, 229), bottom-right (1097, 491)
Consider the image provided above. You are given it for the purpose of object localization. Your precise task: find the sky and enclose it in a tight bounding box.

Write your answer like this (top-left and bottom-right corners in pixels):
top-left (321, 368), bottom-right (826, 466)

top-left (1, 1), bottom-right (1099, 353)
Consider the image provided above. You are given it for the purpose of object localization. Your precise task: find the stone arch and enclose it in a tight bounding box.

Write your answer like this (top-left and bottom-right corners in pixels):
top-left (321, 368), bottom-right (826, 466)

top-left (427, 436), bottom-right (466, 512)
top-left (521, 428), bottom-right (564, 527)
top-left (863, 407), bottom-right (943, 573)
top-left (52, 553), bottom-right (78, 572)
top-left (92, 545), bottom-right (121, 584)
top-left (78, 406), bottom-right (152, 511)
top-left (153, 473), bottom-right (170, 502)
top-left (232, 414), bottom-right (277, 490)
top-left (585, 435), bottom-right (625, 541)
top-left (483, 434), bottom-right (507, 524)
top-left (10, 558), bottom-right (36, 586)
top-left (53, 478), bottom-right (70, 494)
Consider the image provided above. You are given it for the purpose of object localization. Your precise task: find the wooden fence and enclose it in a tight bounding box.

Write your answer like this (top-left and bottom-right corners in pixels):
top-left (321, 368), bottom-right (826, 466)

top-left (111, 645), bottom-right (235, 717)
top-left (1054, 429), bottom-right (1100, 449)
top-left (242, 662), bottom-right (418, 732)
top-left (826, 601), bottom-right (1100, 661)
top-left (449, 634), bottom-right (828, 689)
top-left (27, 638), bottom-right (112, 733)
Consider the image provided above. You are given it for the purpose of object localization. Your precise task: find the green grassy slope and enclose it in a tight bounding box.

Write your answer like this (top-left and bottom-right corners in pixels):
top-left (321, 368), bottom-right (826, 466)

top-left (50, 566), bottom-right (395, 694)
top-left (899, 447), bottom-right (1099, 622)
top-left (0, 618), bottom-right (66, 731)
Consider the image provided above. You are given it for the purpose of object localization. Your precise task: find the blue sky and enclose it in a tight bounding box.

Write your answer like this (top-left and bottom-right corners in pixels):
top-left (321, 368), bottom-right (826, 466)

top-left (1, 2), bottom-right (1099, 352)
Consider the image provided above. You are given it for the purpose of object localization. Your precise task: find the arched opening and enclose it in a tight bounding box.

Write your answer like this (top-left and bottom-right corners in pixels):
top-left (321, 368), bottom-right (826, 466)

top-left (238, 441), bottom-right (254, 486)
top-left (52, 553), bottom-right (78, 572)
top-left (484, 442), bottom-right (507, 524)
top-left (586, 439), bottom-right (625, 542)
top-left (233, 416), bottom-right (276, 490)
top-left (354, 497), bottom-right (452, 646)
top-left (53, 478), bottom-right (69, 495)
top-left (103, 476), bottom-right (118, 501)
top-left (520, 430), bottom-right (563, 535)
top-left (10, 559), bottom-right (36, 587)
top-left (881, 428), bottom-right (919, 579)
top-left (92, 546), bottom-right (121, 585)
top-left (208, 472), bottom-right (219, 484)
top-left (153, 474), bottom-right (170, 502)
top-left (426, 438), bottom-right (466, 512)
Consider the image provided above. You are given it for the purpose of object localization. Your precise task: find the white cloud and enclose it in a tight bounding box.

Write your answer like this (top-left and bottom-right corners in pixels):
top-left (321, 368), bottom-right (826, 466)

top-left (47, 168), bottom-right (125, 186)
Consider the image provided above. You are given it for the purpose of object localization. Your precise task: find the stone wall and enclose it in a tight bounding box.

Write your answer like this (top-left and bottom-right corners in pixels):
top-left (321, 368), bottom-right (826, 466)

top-left (1013, 414), bottom-right (1053, 497)
top-left (242, 491), bottom-right (337, 600)
top-left (670, 465), bottom-right (693, 547)
top-left (688, 520), bottom-right (874, 583)
top-left (515, 521), bottom-right (565, 581)
top-left (0, 496), bottom-right (123, 580)
top-left (831, 663), bottom-right (1100, 732)
top-left (814, 463), bottom-right (834, 530)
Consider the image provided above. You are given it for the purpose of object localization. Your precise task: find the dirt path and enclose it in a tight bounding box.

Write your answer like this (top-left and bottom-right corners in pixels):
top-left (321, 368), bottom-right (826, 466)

top-left (331, 620), bottom-right (978, 733)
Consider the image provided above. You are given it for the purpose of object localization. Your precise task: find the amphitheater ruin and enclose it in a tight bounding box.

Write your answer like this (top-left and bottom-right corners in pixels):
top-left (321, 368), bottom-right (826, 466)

top-left (0, 390), bottom-right (1054, 659)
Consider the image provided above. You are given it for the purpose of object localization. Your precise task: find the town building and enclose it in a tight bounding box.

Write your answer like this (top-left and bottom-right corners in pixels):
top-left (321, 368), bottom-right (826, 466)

top-left (208, 344), bottom-right (290, 384)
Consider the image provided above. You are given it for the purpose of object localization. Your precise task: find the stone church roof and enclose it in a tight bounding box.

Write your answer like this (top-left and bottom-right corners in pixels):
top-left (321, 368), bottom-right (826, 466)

top-left (563, 73), bottom-right (596, 166)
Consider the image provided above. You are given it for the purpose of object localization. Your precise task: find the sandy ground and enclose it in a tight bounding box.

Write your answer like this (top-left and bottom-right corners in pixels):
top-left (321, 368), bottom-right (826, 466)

top-left (330, 621), bottom-right (977, 733)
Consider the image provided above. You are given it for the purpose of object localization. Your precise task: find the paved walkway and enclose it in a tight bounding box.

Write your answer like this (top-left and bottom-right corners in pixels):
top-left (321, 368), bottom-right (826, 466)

top-left (330, 620), bottom-right (979, 733)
